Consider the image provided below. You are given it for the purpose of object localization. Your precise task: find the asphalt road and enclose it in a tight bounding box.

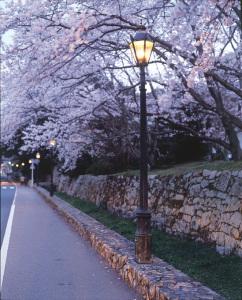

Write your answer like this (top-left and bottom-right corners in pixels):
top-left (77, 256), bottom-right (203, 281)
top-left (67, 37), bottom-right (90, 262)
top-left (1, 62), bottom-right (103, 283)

top-left (1, 186), bottom-right (142, 300)
top-left (1, 184), bottom-right (16, 246)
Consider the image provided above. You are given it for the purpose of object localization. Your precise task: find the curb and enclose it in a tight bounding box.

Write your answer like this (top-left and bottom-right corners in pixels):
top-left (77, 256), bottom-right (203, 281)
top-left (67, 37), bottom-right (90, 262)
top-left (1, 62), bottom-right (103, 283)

top-left (34, 186), bottom-right (225, 300)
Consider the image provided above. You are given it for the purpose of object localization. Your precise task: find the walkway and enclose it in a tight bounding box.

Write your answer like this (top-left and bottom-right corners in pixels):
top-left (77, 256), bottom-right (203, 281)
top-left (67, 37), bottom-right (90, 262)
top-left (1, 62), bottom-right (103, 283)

top-left (1, 186), bottom-right (141, 300)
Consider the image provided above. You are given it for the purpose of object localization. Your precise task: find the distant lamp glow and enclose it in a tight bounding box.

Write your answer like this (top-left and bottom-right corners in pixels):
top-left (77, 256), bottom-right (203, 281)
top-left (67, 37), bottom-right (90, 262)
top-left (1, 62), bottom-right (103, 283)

top-left (16, 164), bottom-right (19, 168)
top-left (11, 163), bottom-right (14, 166)
top-left (129, 31), bottom-right (154, 66)
top-left (49, 139), bottom-right (56, 147)
top-left (36, 152), bottom-right (41, 159)
top-left (21, 162), bottom-right (25, 166)
top-left (8, 161), bottom-right (11, 165)
top-left (29, 159), bottom-right (32, 164)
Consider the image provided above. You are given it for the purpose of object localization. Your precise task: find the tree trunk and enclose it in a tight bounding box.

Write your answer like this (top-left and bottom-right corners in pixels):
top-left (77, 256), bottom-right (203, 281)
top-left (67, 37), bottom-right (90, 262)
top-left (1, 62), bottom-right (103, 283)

top-left (223, 120), bottom-right (242, 160)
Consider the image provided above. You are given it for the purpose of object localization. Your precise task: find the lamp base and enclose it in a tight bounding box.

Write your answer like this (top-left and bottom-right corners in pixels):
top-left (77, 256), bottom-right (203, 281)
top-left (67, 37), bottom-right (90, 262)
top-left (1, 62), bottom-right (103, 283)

top-left (135, 209), bottom-right (152, 263)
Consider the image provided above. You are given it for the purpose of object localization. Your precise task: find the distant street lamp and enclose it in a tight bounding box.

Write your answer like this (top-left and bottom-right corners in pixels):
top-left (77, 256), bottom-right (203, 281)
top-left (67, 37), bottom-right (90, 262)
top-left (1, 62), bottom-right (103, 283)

top-left (49, 139), bottom-right (56, 147)
top-left (129, 30), bottom-right (154, 263)
top-left (21, 162), bottom-right (25, 166)
top-left (35, 152), bottom-right (41, 186)
top-left (29, 159), bottom-right (34, 187)
top-left (49, 139), bottom-right (56, 196)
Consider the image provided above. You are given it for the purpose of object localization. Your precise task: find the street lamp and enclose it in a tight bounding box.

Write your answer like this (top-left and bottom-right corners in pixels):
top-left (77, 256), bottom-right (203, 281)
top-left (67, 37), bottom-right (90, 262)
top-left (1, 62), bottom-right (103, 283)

top-left (49, 139), bottom-right (56, 196)
top-left (29, 159), bottom-right (34, 187)
top-left (129, 30), bottom-right (154, 263)
top-left (49, 139), bottom-right (56, 147)
top-left (35, 152), bottom-right (41, 186)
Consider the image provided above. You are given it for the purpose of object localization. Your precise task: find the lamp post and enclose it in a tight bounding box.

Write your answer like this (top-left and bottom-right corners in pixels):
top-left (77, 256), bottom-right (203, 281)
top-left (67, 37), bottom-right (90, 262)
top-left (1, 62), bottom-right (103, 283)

top-left (29, 159), bottom-right (34, 187)
top-left (49, 139), bottom-right (56, 196)
top-left (129, 30), bottom-right (154, 263)
top-left (35, 152), bottom-right (41, 186)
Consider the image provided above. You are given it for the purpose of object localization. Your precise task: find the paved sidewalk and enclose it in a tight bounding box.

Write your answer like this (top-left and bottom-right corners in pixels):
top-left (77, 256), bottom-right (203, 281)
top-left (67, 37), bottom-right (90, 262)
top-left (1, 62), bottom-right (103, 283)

top-left (1, 186), bottom-right (141, 300)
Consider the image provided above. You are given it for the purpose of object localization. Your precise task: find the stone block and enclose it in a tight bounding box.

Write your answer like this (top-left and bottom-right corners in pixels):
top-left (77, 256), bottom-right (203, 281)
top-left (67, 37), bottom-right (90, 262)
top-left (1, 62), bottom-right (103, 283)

top-left (225, 201), bottom-right (241, 213)
top-left (230, 179), bottom-right (242, 197)
top-left (215, 171), bottom-right (231, 192)
top-left (216, 192), bottom-right (228, 200)
top-left (193, 197), bottom-right (201, 204)
top-left (215, 232), bottom-right (225, 245)
top-left (229, 212), bottom-right (242, 228)
top-left (174, 194), bottom-right (184, 201)
top-left (191, 218), bottom-right (200, 230)
top-left (206, 190), bottom-right (216, 198)
top-left (189, 184), bottom-right (201, 196)
top-left (201, 180), bottom-right (209, 188)
top-left (203, 169), bottom-right (211, 177)
top-left (183, 214), bottom-right (192, 223)
top-left (182, 205), bottom-right (195, 216)
top-left (209, 170), bottom-right (217, 180)
top-left (224, 235), bottom-right (236, 252)
top-left (197, 210), bottom-right (204, 217)
top-left (231, 228), bottom-right (240, 240)
top-left (200, 212), bottom-right (211, 227)
top-left (221, 223), bottom-right (232, 235)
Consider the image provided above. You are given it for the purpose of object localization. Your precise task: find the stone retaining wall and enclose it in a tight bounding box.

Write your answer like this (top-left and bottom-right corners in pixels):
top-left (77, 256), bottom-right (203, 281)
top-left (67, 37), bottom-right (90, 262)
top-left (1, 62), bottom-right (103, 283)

top-left (35, 186), bottom-right (224, 300)
top-left (54, 169), bottom-right (242, 257)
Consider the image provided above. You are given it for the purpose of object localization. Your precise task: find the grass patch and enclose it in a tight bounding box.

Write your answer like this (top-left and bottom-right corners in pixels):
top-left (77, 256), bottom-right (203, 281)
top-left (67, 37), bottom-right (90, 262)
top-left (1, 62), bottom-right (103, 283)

top-left (113, 160), bottom-right (242, 177)
top-left (56, 191), bottom-right (242, 300)
top-left (56, 191), bottom-right (136, 240)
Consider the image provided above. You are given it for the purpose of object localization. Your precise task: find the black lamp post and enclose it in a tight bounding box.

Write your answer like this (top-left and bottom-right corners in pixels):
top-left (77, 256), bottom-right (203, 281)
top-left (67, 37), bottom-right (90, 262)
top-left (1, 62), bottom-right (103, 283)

top-left (49, 139), bottom-right (56, 196)
top-left (129, 30), bottom-right (154, 263)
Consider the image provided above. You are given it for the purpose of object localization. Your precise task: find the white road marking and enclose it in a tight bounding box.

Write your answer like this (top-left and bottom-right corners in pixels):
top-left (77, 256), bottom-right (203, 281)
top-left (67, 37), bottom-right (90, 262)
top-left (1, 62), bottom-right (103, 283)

top-left (0, 187), bottom-right (17, 290)
top-left (2, 187), bottom-right (7, 189)
top-left (10, 187), bottom-right (15, 190)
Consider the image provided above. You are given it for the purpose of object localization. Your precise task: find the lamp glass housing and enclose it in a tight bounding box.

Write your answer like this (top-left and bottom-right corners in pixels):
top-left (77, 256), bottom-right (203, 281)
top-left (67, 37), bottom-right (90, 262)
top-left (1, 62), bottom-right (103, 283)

top-left (36, 152), bottom-right (41, 159)
top-left (129, 31), bottom-right (154, 66)
top-left (49, 139), bottom-right (56, 147)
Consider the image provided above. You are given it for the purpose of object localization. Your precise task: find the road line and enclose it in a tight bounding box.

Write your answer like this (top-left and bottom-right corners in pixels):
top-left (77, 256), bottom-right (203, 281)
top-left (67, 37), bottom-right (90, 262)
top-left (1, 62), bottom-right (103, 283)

top-left (0, 187), bottom-right (17, 290)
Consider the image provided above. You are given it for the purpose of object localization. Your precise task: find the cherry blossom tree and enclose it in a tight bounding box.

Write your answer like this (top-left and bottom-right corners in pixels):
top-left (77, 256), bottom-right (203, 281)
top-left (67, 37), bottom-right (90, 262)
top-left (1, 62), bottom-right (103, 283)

top-left (1, 0), bottom-right (241, 172)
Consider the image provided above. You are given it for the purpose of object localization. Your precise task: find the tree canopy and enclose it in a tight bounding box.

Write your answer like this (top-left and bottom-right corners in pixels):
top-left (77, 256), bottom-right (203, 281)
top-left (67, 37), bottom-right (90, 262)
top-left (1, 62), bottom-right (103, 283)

top-left (1, 0), bottom-right (242, 171)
